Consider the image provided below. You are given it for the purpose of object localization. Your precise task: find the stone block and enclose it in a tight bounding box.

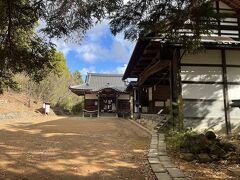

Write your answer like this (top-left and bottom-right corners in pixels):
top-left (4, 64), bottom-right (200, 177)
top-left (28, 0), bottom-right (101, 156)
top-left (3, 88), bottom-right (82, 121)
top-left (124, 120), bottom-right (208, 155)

top-left (167, 168), bottom-right (186, 178)
top-left (180, 153), bottom-right (195, 162)
top-left (161, 161), bottom-right (177, 168)
top-left (228, 168), bottom-right (240, 177)
top-left (150, 144), bottom-right (158, 149)
top-left (159, 156), bottom-right (171, 162)
top-left (155, 172), bottom-right (172, 180)
top-left (148, 158), bottom-right (160, 164)
top-left (150, 163), bottom-right (166, 173)
top-left (198, 153), bottom-right (212, 163)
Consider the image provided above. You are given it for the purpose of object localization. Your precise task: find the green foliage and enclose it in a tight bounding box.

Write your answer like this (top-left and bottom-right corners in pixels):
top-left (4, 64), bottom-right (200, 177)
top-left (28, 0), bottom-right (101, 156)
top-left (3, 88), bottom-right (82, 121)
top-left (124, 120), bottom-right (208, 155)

top-left (166, 130), bottom-right (197, 153)
top-left (109, 0), bottom-right (220, 51)
top-left (72, 71), bottom-right (84, 85)
top-left (38, 0), bottom-right (122, 39)
top-left (0, 0), bottom-right (56, 92)
top-left (14, 51), bottom-right (83, 114)
top-left (72, 102), bottom-right (84, 115)
top-left (171, 96), bottom-right (184, 131)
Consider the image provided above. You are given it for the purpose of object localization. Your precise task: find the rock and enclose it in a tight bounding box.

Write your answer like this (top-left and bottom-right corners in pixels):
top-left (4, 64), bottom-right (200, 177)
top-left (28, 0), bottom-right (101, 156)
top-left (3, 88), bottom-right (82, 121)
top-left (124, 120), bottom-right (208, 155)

top-left (221, 142), bottom-right (236, 152)
top-left (209, 145), bottom-right (226, 158)
top-left (198, 153), bottom-right (212, 163)
top-left (180, 153), bottom-right (195, 161)
top-left (228, 168), bottom-right (240, 177)
top-left (210, 155), bottom-right (219, 161)
top-left (205, 131), bottom-right (216, 140)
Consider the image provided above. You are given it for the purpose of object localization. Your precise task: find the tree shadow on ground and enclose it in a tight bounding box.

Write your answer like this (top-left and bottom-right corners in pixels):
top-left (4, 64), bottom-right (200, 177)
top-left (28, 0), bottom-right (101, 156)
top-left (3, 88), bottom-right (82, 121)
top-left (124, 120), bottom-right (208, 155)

top-left (0, 117), bottom-right (151, 180)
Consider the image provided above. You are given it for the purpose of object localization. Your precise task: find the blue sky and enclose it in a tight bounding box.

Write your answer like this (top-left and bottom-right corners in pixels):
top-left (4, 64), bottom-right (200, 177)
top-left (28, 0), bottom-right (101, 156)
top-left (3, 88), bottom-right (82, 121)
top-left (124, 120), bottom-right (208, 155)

top-left (52, 20), bottom-right (136, 79)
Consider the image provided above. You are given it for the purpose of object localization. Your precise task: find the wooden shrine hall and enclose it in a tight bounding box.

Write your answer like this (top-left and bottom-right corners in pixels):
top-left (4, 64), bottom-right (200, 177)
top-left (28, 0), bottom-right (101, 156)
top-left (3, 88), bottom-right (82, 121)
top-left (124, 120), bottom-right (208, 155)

top-left (70, 73), bottom-right (130, 117)
top-left (123, 0), bottom-right (240, 133)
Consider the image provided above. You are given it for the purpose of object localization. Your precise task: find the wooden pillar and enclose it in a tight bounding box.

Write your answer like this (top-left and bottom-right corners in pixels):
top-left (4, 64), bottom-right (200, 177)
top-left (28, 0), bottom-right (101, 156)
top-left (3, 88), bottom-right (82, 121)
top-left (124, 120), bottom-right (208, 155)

top-left (116, 94), bottom-right (118, 117)
top-left (138, 87), bottom-right (142, 114)
top-left (221, 49), bottom-right (231, 134)
top-left (169, 60), bottom-right (174, 130)
top-left (97, 93), bottom-right (100, 117)
top-left (132, 89), bottom-right (135, 113)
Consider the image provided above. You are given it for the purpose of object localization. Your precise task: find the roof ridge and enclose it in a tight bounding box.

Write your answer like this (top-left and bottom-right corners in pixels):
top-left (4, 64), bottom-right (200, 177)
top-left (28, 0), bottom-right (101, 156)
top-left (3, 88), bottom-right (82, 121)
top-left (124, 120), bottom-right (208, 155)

top-left (88, 73), bottom-right (124, 76)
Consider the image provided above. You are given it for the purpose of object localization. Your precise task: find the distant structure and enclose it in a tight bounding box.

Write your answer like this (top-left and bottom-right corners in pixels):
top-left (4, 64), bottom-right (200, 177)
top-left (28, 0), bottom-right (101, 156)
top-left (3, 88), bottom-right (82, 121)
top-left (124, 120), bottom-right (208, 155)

top-left (69, 73), bottom-right (130, 117)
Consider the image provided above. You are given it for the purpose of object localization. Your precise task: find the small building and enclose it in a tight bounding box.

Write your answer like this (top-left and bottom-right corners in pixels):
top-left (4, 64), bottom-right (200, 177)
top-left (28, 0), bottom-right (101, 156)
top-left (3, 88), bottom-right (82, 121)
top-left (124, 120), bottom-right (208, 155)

top-left (69, 73), bottom-right (130, 117)
top-left (123, 0), bottom-right (240, 133)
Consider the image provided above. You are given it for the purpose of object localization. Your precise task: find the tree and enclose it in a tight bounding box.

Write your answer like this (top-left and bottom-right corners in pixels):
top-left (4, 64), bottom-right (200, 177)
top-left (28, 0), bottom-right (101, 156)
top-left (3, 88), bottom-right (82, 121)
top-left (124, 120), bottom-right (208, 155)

top-left (0, 0), bottom-right (122, 92)
top-left (0, 0), bottom-right (221, 92)
top-left (0, 0), bottom-right (56, 92)
top-left (72, 71), bottom-right (84, 85)
top-left (109, 0), bottom-right (219, 50)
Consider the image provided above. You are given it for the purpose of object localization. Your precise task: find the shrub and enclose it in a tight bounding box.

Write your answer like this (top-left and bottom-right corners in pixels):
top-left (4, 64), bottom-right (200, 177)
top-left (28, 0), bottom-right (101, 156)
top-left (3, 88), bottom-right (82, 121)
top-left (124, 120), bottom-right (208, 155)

top-left (72, 101), bottom-right (83, 114)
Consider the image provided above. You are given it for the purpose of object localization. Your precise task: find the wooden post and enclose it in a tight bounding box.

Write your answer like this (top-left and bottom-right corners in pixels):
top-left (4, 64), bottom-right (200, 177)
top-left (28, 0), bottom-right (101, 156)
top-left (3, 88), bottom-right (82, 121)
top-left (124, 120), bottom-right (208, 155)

top-left (97, 93), bottom-right (100, 117)
top-left (132, 89), bottom-right (135, 114)
top-left (221, 50), bottom-right (231, 134)
top-left (116, 94), bottom-right (118, 118)
top-left (169, 60), bottom-right (174, 130)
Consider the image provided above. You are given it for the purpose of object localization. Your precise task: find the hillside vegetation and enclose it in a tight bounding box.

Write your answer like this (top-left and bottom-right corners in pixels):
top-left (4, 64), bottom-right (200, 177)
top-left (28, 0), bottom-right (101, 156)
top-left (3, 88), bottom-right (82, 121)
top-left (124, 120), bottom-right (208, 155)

top-left (10, 52), bottom-right (83, 115)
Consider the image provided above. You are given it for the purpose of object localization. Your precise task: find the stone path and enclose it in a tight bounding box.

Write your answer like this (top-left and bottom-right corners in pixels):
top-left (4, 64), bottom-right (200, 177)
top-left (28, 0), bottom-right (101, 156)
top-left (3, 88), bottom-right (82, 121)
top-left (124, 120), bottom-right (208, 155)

top-left (148, 131), bottom-right (188, 180)
top-left (129, 120), bottom-right (188, 180)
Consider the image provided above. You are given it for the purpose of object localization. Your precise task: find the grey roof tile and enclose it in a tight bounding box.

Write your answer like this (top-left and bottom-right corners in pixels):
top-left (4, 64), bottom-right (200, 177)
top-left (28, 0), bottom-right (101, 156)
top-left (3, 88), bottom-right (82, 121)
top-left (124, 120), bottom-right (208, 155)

top-left (70, 73), bottom-right (127, 92)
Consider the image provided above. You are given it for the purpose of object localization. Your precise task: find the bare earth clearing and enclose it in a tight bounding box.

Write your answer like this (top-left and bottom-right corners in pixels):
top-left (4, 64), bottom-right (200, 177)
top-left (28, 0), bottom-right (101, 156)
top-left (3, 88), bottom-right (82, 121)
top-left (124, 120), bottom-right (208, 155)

top-left (0, 116), bottom-right (155, 180)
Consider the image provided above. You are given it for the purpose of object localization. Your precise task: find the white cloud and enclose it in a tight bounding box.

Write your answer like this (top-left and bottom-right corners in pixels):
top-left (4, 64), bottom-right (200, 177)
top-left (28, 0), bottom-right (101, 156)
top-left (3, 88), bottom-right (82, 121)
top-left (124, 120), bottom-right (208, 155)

top-left (53, 20), bottom-right (135, 64)
top-left (115, 64), bottom-right (127, 74)
top-left (79, 66), bottom-right (96, 76)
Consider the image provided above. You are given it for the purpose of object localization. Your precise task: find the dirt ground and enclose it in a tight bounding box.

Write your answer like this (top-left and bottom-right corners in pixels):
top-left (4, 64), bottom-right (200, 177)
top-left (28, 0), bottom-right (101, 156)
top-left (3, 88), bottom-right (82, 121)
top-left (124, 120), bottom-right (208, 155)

top-left (0, 116), bottom-right (156, 180)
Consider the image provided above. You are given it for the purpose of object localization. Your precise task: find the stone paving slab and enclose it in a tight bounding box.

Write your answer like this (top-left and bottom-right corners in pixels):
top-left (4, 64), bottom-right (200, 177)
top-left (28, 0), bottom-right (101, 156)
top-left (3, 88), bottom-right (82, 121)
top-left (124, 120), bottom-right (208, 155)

top-left (150, 164), bottom-right (166, 173)
top-left (151, 140), bottom-right (158, 145)
top-left (150, 144), bottom-right (158, 149)
top-left (167, 168), bottom-right (186, 178)
top-left (159, 147), bottom-right (167, 152)
top-left (159, 155), bottom-right (171, 162)
top-left (129, 122), bottom-right (188, 180)
top-left (159, 151), bottom-right (168, 156)
top-left (148, 152), bottom-right (158, 157)
top-left (161, 161), bottom-right (177, 168)
top-left (148, 158), bottom-right (161, 164)
top-left (159, 134), bottom-right (165, 139)
top-left (155, 172), bottom-right (172, 180)
top-left (149, 149), bottom-right (158, 153)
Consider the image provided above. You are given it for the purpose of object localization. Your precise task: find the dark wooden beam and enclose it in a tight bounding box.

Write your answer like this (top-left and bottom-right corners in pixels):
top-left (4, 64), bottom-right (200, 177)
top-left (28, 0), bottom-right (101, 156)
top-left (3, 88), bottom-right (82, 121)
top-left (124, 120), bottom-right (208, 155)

top-left (138, 60), bottom-right (170, 85)
top-left (222, 49), bottom-right (231, 135)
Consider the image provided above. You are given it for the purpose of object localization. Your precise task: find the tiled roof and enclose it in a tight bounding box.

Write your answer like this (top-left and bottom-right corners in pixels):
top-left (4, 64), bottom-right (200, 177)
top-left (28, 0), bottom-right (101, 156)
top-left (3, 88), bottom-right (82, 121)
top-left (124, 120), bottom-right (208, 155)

top-left (70, 73), bottom-right (127, 93)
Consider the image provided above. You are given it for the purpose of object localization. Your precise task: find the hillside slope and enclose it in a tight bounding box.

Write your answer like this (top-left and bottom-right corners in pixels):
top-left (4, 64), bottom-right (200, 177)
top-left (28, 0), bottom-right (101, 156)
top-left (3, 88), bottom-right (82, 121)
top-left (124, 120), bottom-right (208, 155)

top-left (0, 91), bottom-right (43, 114)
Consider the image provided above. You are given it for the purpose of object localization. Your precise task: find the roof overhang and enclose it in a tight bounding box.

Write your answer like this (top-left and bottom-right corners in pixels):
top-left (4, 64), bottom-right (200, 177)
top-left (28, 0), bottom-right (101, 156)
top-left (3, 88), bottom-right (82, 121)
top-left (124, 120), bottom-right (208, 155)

top-left (222, 0), bottom-right (240, 11)
top-left (123, 36), bottom-right (240, 80)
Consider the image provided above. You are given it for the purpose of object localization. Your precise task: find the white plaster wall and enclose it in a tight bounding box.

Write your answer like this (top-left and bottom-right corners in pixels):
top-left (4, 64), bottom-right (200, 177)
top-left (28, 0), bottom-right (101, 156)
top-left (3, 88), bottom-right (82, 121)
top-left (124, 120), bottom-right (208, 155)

top-left (184, 100), bottom-right (224, 118)
top-left (230, 108), bottom-right (240, 120)
top-left (181, 50), bottom-right (221, 64)
top-left (85, 94), bottom-right (98, 100)
top-left (227, 67), bottom-right (240, 82)
top-left (184, 117), bottom-right (226, 133)
top-left (118, 94), bottom-right (129, 100)
top-left (182, 84), bottom-right (224, 100)
top-left (181, 66), bottom-right (222, 82)
top-left (226, 50), bottom-right (240, 65)
top-left (228, 85), bottom-right (240, 100)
